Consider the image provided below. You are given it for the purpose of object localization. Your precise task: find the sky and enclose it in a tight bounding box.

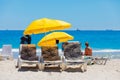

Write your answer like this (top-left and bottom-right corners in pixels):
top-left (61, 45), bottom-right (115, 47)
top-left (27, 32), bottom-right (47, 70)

top-left (0, 0), bottom-right (120, 30)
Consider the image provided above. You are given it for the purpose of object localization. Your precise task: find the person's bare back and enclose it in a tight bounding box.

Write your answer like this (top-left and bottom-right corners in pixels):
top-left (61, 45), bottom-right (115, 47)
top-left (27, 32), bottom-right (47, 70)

top-left (84, 42), bottom-right (92, 56)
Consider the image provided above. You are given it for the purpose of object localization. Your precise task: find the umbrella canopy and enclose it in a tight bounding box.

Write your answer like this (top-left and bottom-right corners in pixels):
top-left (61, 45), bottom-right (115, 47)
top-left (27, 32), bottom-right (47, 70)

top-left (37, 32), bottom-right (74, 46)
top-left (24, 18), bottom-right (71, 35)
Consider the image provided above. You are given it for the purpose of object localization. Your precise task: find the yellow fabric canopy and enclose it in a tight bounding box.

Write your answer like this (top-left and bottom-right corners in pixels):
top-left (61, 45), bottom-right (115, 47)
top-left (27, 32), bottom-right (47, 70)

top-left (24, 18), bottom-right (71, 35)
top-left (37, 32), bottom-right (74, 46)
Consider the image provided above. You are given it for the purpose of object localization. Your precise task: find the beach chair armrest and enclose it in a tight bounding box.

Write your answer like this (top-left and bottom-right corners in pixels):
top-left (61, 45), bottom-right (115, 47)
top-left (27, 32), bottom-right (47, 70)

top-left (18, 55), bottom-right (22, 62)
top-left (40, 56), bottom-right (44, 63)
top-left (60, 55), bottom-right (66, 63)
top-left (18, 54), bottom-right (20, 57)
top-left (38, 55), bottom-right (41, 62)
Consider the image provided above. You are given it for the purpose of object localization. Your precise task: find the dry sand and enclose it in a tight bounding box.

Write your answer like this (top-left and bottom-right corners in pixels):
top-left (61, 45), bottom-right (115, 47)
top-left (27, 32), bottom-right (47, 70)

top-left (0, 59), bottom-right (120, 80)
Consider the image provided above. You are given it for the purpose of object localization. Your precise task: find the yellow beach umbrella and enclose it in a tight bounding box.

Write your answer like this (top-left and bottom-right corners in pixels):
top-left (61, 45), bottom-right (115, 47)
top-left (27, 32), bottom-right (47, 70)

top-left (37, 32), bottom-right (74, 46)
top-left (24, 18), bottom-right (71, 35)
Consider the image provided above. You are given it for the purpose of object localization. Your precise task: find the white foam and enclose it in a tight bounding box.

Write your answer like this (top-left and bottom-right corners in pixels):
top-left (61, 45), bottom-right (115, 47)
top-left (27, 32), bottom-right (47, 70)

top-left (12, 49), bottom-right (19, 52)
top-left (12, 49), bottom-right (42, 53)
top-left (0, 48), bottom-right (120, 53)
top-left (92, 49), bottom-right (120, 52)
top-left (81, 49), bottom-right (120, 53)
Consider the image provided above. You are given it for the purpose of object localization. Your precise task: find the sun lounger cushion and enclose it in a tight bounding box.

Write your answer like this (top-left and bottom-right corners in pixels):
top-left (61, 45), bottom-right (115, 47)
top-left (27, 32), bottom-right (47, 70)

top-left (62, 42), bottom-right (82, 60)
top-left (41, 46), bottom-right (60, 61)
top-left (20, 44), bottom-right (38, 60)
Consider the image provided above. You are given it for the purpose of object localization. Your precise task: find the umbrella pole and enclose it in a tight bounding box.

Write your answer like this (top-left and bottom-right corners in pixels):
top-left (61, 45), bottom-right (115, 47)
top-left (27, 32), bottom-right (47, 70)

top-left (45, 32), bottom-right (47, 46)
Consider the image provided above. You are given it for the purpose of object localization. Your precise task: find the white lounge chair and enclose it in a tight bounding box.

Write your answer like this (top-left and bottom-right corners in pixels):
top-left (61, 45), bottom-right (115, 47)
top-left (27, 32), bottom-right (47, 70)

top-left (0, 44), bottom-right (13, 60)
top-left (94, 56), bottom-right (108, 65)
top-left (62, 42), bottom-right (87, 72)
top-left (84, 55), bottom-right (108, 65)
top-left (17, 44), bottom-right (40, 70)
top-left (39, 46), bottom-right (64, 71)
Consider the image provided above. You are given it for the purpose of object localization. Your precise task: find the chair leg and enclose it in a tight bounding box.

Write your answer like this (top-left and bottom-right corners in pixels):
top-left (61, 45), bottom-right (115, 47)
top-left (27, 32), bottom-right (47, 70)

top-left (104, 58), bottom-right (108, 65)
top-left (80, 63), bottom-right (87, 72)
top-left (18, 61), bottom-right (21, 69)
top-left (83, 63), bottom-right (87, 71)
top-left (17, 58), bottom-right (22, 69)
top-left (39, 63), bottom-right (45, 71)
top-left (60, 63), bottom-right (67, 71)
top-left (39, 56), bottom-right (45, 71)
top-left (80, 64), bottom-right (84, 72)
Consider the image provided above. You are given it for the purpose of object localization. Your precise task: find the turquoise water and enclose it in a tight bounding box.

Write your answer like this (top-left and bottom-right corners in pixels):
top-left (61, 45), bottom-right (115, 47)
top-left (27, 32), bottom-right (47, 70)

top-left (0, 30), bottom-right (120, 59)
top-left (0, 30), bottom-right (120, 49)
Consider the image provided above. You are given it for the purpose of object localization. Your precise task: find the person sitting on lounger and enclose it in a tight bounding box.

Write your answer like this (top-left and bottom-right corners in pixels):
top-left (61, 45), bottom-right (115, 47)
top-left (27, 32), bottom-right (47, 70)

top-left (84, 42), bottom-right (92, 56)
top-left (20, 35), bottom-right (31, 44)
top-left (26, 35), bottom-right (31, 44)
top-left (20, 35), bottom-right (27, 44)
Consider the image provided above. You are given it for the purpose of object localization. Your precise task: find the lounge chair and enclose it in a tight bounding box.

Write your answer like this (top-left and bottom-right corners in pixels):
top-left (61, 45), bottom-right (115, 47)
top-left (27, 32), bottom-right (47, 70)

top-left (17, 44), bottom-right (40, 70)
top-left (84, 55), bottom-right (108, 65)
top-left (39, 46), bottom-right (64, 71)
top-left (83, 56), bottom-right (95, 65)
top-left (0, 44), bottom-right (13, 60)
top-left (94, 56), bottom-right (108, 65)
top-left (62, 42), bottom-right (87, 72)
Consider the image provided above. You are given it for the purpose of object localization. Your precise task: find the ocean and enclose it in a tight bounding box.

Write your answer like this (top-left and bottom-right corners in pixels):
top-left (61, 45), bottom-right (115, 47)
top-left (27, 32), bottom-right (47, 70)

top-left (0, 30), bottom-right (120, 59)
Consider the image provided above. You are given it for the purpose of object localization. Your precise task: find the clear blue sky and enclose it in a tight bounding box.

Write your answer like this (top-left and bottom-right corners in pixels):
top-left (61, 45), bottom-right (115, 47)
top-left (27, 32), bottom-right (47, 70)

top-left (0, 0), bottom-right (120, 30)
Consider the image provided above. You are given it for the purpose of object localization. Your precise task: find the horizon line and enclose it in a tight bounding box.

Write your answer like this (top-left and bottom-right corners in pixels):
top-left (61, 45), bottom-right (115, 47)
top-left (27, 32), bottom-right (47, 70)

top-left (0, 29), bottom-right (120, 31)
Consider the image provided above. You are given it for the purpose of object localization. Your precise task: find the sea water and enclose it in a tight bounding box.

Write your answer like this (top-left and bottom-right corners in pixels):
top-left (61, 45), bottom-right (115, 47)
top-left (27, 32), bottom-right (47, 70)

top-left (0, 30), bottom-right (120, 59)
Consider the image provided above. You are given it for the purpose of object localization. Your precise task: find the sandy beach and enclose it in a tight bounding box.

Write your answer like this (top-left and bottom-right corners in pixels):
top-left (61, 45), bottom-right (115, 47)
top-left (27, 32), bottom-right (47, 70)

top-left (0, 59), bottom-right (119, 80)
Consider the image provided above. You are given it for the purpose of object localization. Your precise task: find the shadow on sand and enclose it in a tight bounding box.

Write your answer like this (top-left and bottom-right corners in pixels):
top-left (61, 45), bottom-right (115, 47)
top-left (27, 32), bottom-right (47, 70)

top-left (17, 66), bottom-right (84, 73)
